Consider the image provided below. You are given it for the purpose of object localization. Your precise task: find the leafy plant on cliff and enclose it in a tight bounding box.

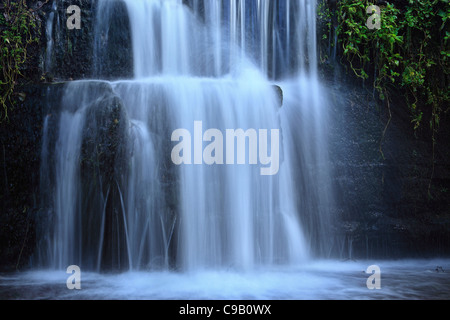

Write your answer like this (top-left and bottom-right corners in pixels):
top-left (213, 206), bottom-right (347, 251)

top-left (0, 0), bottom-right (40, 121)
top-left (333, 0), bottom-right (450, 193)
top-left (336, 0), bottom-right (403, 99)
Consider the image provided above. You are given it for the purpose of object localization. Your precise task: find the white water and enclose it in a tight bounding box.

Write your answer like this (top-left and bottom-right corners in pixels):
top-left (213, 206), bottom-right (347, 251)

top-left (3, 260), bottom-right (450, 299)
top-left (36, 0), bottom-right (336, 276)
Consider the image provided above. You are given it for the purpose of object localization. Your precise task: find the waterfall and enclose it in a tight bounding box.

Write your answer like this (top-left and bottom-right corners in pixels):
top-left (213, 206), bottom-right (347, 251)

top-left (39, 0), bottom-right (333, 272)
top-left (44, 0), bottom-right (58, 74)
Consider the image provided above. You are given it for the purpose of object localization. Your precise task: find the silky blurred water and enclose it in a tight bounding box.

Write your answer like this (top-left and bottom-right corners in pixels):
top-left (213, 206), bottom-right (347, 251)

top-left (38, 0), bottom-right (330, 271)
top-left (2, 260), bottom-right (450, 300)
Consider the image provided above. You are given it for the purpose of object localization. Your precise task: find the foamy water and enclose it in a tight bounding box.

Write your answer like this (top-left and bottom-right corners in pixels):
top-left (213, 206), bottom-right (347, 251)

top-left (2, 260), bottom-right (449, 300)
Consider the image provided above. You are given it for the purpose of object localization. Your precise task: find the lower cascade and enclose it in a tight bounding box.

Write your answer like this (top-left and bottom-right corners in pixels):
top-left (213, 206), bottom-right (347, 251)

top-left (37, 0), bottom-right (333, 272)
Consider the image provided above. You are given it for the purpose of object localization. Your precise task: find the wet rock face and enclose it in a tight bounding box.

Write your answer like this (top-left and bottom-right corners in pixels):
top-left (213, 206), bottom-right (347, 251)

top-left (45, 0), bottom-right (133, 80)
top-left (0, 84), bottom-right (64, 271)
top-left (44, 0), bottom-right (96, 79)
top-left (81, 95), bottom-right (128, 183)
top-left (90, 0), bottom-right (133, 79)
top-left (78, 85), bottom-right (131, 271)
top-left (326, 80), bottom-right (450, 259)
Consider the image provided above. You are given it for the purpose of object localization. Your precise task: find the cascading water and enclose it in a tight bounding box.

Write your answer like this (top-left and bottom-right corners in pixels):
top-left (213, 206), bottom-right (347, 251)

top-left (44, 0), bottom-right (58, 74)
top-left (38, 0), bottom-right (333, 272)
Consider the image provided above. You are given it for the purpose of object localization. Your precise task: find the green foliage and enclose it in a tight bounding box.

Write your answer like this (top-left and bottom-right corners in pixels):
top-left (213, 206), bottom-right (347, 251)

top-left (331, 0), bottom-right (450, 192)
top-left (334, 0), bottom-right (450, 132)
top-left (0, 0), bottom-right (40, 121)
top-left (336, 0), bottom-right (403, 100)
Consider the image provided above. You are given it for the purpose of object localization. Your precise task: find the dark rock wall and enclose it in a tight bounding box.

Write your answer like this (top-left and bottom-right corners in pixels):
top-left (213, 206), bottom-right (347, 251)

top-left (45, 0), bottom-right (132, 80)
top-left (317, 0), bottom-right (450, 259)
top-left (326, 74), bottom-right (450, 259)
top-left (0, 83), bottom-right (65, 271)
top-left (47, 0), bottom-right (96, 79)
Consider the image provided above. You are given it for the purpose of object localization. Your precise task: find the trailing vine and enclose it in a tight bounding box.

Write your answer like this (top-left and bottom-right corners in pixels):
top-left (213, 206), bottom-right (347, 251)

top-left (335, 0), bottom-right (449, 127)
top-left (335, 1), bottom-right (403, 98)
top-left (324, 0), bottom-right (450, 194)
top-left (0, 0), bottom-right (41, 121)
